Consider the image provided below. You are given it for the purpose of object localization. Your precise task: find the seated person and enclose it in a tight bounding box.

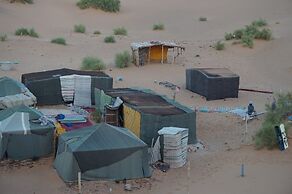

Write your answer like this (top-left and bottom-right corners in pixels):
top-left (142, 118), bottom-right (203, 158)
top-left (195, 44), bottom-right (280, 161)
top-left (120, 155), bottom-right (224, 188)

top-left (247, 101), bottom-right (256, 116)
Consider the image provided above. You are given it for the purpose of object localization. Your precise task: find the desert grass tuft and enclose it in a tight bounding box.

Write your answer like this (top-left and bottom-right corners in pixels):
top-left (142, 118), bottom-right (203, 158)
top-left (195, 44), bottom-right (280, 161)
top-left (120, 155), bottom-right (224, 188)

top-left (199, 17), bottom-right (207, 22)
top-left (153, 23), bottom-right (164, 30)
top-left (93, 30), bottom-right (101, 35)
top-left (0, 34), bottom-right (7, 42)
top-left (51, 37), bottom-right (66, 45)
top-left (81, 56), bottom-right (106, 70)
top-left (76, 0), bottom-right (120, 12)
top-left (74, 24), bottom-right (86, 33)
top-left (113, 27), bottom-right (127, 36)
top-left (104, 35), bottom-right (116, 43)
top-left (115, 51), bottom-right (131, 68)
top-left (15, 28), bottom-right (39, 37)
top-left (214, 41), bottom-right (225, 50)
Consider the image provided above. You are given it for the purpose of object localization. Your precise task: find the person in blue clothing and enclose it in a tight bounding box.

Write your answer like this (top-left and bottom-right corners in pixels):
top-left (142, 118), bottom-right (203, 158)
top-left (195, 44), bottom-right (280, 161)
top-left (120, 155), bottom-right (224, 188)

top-left (247, 101), bottom-right (256, 116)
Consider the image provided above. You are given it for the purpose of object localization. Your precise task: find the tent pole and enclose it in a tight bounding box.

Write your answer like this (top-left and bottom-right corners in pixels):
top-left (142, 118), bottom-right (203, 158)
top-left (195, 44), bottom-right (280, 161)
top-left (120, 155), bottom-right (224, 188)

top-left (161, 46), bottom-right (164, 64)
top-left (78, 172), bottom-right (82, 194)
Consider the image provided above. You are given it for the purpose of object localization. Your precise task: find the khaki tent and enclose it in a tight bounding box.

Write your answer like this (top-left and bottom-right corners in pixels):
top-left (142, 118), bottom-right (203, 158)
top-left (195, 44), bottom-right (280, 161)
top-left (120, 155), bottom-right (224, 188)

top-left (95, 88), bottom-right (196, 145)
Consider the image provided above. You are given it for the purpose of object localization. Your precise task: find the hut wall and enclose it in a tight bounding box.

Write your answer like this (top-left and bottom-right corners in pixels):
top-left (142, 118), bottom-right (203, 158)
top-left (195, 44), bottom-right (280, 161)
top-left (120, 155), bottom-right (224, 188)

top-left (138, 47), bottom-right (149, 66)
top-left (149, 46), bottom-right (168, 62)
top-left (24, 76), bottom-right (113, 106)
top-left (123, 104), bottom-right (141, 138)
top-left (140, 112), bottom-right (196, 146)
top-left (186, 69), bottom-right (239, 100)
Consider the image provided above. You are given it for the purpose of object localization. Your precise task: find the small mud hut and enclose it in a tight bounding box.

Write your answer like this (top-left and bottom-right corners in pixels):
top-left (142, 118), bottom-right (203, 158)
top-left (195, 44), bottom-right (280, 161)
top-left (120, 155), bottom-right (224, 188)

top-left (131, 41), bottom-right (185, 66)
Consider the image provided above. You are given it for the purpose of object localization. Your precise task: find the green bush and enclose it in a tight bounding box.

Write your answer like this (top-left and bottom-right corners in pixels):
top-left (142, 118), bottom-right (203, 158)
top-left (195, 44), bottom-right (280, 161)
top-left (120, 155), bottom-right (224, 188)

top-left (255, 92), bottom-right (292, 149)
top-left (252, 18), bottom-right (267, 27)
top-left (153, 23), bottom-right (164, 30)
top-left (93, 30), bottom-right (101, 35)
top-left (214, 41), bottom-right (225, 50)
top-left (10, 0), bottom-right (33, 4)
top-left (15, 28), bottom-right (39, 37)
top-left (225, 33), bottom-right (234, 41)
top-left (81, 56), bottom-right (106, 70)
top-left (199, 17), bottom-right (207, 22)
top-left (28, 28), bottom-right (39, 37)
top-left (104, 35), bottom-right (116, 43)
top-left (0, 34), bottom-right (7, 42)
top-left (76, 0), bottom-right (120, 12)
top-left (241, 33), bottom-right (254, 48)
top-left (244, 24), bottom-right (259, 37)
top-left (74, 24), bottom-right (86, 33)
top-left (115, 51), bottom-right (131, 68)
top-left (51, 37), bottom-right (66, 45)
top-left (15, 28), bottom-right (30, 36)
top-left (224, 19), bottom-right (271, 48)
top-left (113, 27), bottom-right (127, 36)
top-left (233, 29), bottom-right (244, 39)
top-left (255, 28), bottom-right (272, 40)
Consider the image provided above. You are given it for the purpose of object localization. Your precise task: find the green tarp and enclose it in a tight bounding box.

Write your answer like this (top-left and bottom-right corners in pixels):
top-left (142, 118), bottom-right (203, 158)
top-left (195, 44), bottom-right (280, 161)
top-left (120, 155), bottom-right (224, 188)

top-left (0, 105), bottom-right (55, 160)
top-left (94, 88), bottom-right (113, 113)
top-left (54, 123), bottom-right (152, 182)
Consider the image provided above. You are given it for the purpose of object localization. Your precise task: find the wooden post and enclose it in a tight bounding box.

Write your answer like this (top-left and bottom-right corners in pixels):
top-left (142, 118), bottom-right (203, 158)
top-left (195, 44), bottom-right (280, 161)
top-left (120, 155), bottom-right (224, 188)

top-left (137, 49), bottom-right (140, 66)
top-left (161, 45), bottom-right (164, 64)
top-left (172, 48), bottom-right (175, 64)
top-left (148, 47), bottom-right (151, 64)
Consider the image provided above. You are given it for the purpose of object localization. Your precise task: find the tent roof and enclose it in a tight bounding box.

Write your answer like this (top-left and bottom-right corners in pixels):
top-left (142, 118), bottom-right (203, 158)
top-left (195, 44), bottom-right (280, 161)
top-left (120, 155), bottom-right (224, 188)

top-left (60, 123), bottom-right (146, 152)
top-left (106, 88), bottom-right (186, 115)
top-left (131, 41), bottom-right (185, 50)
top-left (192, 68), bottom-right (239, 78)
top-left (0, 104), bottom-right (41, 121)
top-left (22, 68), bottom-right (111, 83)
top-left (0, 76), bottom-right (24, 97)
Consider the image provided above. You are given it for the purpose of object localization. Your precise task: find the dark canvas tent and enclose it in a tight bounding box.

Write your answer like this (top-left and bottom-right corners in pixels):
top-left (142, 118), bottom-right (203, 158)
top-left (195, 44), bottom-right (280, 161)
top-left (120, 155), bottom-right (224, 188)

top-left (186, 68), bottom-right (239, 100)
top-left (95, 88), bottom-right (196, 145)
top-left (21, 68), bottom-right (113, 106)
top-left (0, 105), bottom-right (55, 160)
top-left (0, 76), bottom-right (36, 109)
top-left (54, 123), bottom-right (151, 182)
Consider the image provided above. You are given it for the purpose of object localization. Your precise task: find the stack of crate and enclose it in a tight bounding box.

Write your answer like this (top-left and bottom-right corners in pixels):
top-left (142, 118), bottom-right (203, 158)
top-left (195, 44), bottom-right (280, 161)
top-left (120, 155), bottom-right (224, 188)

top-left (158, 127), bottom-right (189, 168)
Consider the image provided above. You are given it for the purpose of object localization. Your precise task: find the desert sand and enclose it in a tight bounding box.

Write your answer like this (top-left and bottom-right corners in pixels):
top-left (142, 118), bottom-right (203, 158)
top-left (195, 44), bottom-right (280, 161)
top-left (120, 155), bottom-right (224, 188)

top-left (0, 0), bottom-right (292, 193)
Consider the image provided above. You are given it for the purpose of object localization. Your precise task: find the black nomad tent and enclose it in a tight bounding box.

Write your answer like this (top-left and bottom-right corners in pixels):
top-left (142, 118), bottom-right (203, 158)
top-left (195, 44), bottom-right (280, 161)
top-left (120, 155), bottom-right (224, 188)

top-left (0, 105), bottom-right (55, 160)
top-left (186, 68), bottom-right (239, 100)
top-left (21, 68), bottom-right (113, 106)
top-left (54, 123), bottom-right (151, 182)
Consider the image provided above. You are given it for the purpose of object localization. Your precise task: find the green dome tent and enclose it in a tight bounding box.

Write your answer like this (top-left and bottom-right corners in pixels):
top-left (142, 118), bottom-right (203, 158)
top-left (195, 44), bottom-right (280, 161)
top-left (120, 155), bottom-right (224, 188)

top-left (0, 105), bottom-right (55, 160)
top-left (54, 123), bottom-right (152, 182)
